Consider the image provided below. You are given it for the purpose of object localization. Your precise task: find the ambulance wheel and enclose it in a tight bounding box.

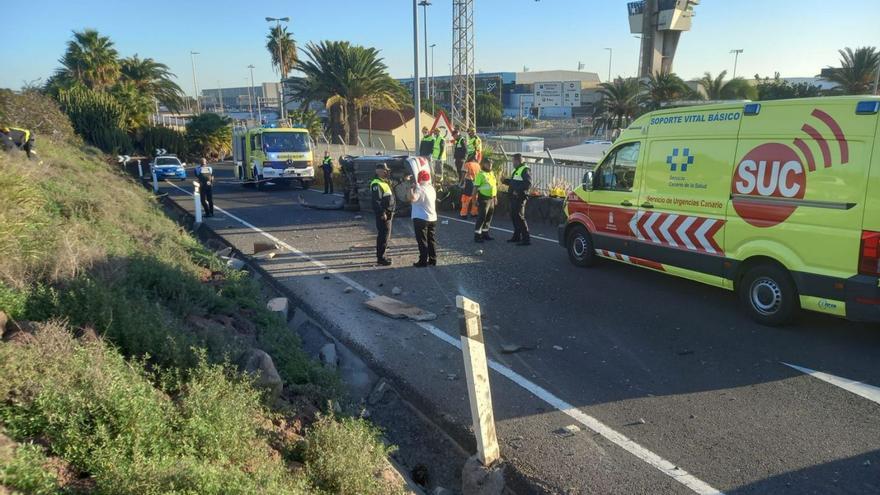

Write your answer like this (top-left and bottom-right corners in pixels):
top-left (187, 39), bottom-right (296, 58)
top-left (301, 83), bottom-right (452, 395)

top-left (566, 225), bottom-right (596, 267)
top-left (256, 173), bottom-right (265, 190)
top-left (300, 179), bottom-right (313, 190)
top-left (738, 264), bottom-right (798, 326)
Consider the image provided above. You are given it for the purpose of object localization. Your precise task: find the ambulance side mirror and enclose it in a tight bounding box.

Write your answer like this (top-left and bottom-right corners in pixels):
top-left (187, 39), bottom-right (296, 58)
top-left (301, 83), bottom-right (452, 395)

top-left (582, 170), bottom-right (594, 191)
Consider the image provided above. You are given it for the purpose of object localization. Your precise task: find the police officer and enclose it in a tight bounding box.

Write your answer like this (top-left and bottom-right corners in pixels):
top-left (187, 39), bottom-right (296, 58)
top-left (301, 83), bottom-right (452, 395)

top-left (194, 158), bottom-right (215, 217)
top-left (472, 157), bottom-right (497, 243)
top-left (430, 128), bottom-right (446, 178)
top-left (371, 163), bottom-right (396, 266)
top-left (467, 127), bottom-right (482, 163)
top-left (452, 129), bottom-right (467, 180)
top-left (418, 126), bottom-right (434, 158)
top-left (502, 153), bottom-right (532, 245)
top-left (0, 126), bottom-right (34, 158)
top-left (321, 150), bottom-right (334, 194)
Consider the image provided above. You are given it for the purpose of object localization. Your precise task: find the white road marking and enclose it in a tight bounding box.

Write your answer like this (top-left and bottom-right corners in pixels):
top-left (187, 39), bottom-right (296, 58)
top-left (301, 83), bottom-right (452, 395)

top-left (167, 180), bottom-right (723, 495)
top-left (782, 362), bottom-right (880, 406)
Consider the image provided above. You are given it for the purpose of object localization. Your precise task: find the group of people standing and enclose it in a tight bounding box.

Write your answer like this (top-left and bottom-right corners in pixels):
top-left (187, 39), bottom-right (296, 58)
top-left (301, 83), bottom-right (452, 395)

top-left (370, 126), bottom-right (532, 268)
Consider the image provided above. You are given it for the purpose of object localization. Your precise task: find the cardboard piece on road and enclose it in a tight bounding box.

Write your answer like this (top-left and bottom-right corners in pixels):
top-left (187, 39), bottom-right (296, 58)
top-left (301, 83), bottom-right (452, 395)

top-left (297, 194), bottom-right (344, 210)
top-left (253, 241), bottom-right (278, 254)
top-left (364, 296), bottom-right (437, 322)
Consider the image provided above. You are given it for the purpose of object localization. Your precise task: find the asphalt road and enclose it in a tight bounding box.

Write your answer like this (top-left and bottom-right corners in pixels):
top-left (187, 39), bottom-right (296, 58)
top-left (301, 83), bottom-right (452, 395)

top-left (163, 163), bottom-right (880, 494)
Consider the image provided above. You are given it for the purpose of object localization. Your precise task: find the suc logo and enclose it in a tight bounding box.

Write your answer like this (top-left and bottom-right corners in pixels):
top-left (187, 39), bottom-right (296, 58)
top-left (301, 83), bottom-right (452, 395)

top-left (731, 109), bottom-right (849, 228)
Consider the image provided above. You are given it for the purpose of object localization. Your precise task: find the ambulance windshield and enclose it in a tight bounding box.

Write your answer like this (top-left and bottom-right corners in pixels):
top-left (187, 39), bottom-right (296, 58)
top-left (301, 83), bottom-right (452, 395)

top-left (263, 132), bottom-right (311, 153)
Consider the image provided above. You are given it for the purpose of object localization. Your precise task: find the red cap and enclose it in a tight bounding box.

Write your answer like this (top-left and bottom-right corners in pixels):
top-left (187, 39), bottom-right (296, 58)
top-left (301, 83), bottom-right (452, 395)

top-left (417, 170), bottom-right (431, 183)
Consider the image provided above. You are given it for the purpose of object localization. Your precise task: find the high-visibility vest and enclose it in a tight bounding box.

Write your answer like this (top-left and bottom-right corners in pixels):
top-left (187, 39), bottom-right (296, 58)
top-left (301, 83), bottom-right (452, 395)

top-left (467, 135), bottom-right (482, 155)
top-left (512, 164), bottom-right (529, 181)
top-left (474, 170), bottom-right (497, 198)
top-left (432, 135), bottom-right (446, 160)
top-left (419, 135), bottom-right (435, 156)
top-left (322, 156), bottom-right (332, 166)
top-left (371, 178), bottom-right (392, 196)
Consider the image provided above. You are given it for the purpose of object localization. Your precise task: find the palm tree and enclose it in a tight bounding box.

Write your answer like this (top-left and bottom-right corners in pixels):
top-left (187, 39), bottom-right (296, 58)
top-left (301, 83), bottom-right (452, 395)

top-left (266, 25), bottom-right (297, 79)
top-left (641, 70), bottom-right (688, 110)
top-left (291, 41), bottom-right (406, 145)
top-left (697, 71), bottom-right (757, 100)
top-left (119, 55), bottom-right (184, 113)
top-left (822, 46), bottom-right (879, 95)
top-left (56, 29), bottom-right (120, 91)
top-left (597, 78), bottom-right (641, 129)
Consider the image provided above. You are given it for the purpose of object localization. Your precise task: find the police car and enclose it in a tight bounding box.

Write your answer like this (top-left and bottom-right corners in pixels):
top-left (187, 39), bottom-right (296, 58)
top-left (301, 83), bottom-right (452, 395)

top-left (150, 155), bottom-right (187, 181)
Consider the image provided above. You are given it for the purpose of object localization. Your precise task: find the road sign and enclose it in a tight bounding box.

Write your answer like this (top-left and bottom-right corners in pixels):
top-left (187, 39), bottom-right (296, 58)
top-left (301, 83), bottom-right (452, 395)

top-left (155, 148), bottom-right (167, 156)
top-left (117, 154), bottom-right (130, 164)
top-left (534, 82), bottom-right (564, 108)
top-left (430, 110), bottom-right (454, 140)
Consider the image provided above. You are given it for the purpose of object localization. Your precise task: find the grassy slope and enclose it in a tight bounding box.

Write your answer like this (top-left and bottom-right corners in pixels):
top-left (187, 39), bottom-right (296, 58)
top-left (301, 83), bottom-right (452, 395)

top-left (0, 141), bottom-right (399, 494)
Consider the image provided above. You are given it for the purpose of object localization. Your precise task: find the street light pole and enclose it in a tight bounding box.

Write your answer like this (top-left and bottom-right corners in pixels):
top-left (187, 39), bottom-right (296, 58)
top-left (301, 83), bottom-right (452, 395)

top-left (266, 17), bottom-right (290, 121)
top-left (634, 36), bottom-right (642, 79)
top-left (412, 0), bottom-right (421, 149)
top-left (730, 49), bottom-right (744, 79)
top-left (190, 51), bottom-right (200, 113)
top-left (217, 81), bottom-right (224, 114)
top-left (419, 0), bottom-right (431, 107)
top-left (247, 66), bottom-right (255, 117)
top-left (604, 47), bottom-right (613, 82)
top-left (430, 43), bottom-right (436, 111)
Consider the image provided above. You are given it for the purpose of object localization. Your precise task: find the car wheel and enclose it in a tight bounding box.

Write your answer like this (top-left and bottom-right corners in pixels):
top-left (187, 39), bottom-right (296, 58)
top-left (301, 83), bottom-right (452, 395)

top-left (256, 173), bottom-right (265, 190)
top-left (566, 225), bottom-right (596, 267)
top-left (738, 263), bottom-right (799, 326)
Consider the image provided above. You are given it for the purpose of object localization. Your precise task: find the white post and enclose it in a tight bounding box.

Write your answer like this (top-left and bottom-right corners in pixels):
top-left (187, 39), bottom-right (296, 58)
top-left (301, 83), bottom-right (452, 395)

top-left (152, 169), bottom-right (159, 193)
top-left (456, 295), bottom-right (500, 467)
top-left (137, 159), bottom-right (143, 179)
top-left (193, 181), bottom-right (202, 224)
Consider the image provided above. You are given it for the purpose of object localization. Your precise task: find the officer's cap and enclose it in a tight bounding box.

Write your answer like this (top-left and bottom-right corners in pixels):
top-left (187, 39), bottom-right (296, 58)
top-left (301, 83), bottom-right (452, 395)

top-left (375, 162), bottom-right (390, 171)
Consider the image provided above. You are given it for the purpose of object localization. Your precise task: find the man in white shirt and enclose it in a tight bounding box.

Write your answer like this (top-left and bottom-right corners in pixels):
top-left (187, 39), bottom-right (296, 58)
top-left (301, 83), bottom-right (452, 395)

top-left (407, 170), bottom-right (438, 267)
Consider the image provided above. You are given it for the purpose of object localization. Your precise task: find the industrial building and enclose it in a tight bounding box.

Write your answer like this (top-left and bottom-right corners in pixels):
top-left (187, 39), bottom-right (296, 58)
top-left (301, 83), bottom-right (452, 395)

top-left (397, 69), bottom-right (602, 120)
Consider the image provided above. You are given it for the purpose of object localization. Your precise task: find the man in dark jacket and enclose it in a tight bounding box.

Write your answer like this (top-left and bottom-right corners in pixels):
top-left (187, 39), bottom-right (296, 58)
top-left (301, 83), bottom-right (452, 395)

top-left (452, 129), bottom-right (467, 180)
top-left (321, 151), bottom-right (334, 194)
top-left (418, 126), bottom-right (434, 157)
top-left (370, 162), bottom-right (396, 266)
top-left (502, 153), bottom-right (532, 245)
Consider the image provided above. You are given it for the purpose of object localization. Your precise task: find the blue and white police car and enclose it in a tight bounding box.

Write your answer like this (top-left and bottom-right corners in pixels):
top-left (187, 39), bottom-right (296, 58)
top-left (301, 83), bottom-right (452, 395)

top-left (150, 155), bottom-right (187, 181)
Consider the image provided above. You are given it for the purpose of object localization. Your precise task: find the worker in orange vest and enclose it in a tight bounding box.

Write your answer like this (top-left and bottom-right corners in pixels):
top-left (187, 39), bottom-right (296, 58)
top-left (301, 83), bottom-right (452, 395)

top-left (458, 157), bottom-right (481, 219)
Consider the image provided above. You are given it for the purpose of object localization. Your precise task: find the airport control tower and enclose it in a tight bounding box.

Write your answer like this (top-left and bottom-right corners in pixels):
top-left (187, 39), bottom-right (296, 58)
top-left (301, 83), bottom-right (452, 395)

top-left (628, 0), bottom-right (699, 77)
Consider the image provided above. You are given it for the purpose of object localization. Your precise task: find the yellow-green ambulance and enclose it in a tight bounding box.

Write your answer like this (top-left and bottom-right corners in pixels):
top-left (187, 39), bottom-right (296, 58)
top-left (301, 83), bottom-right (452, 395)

top-left (560, 96), bottom-right (880, 325)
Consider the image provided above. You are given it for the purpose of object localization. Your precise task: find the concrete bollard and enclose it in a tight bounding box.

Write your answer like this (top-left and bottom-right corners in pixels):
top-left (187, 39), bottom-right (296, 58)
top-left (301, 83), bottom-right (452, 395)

top-left (456, 295), bottom-right (501, 467)
top-left (193, 181), bottom-right (202, 224)
top-left (137, 159), bottom-right (143, 178)
top-left (152, 169), bottom-right (159, 193)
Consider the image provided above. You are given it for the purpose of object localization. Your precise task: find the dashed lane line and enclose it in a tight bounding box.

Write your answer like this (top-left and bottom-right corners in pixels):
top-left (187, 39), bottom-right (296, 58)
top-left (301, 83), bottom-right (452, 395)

top-left (166, 180), bottom-right (724, 495)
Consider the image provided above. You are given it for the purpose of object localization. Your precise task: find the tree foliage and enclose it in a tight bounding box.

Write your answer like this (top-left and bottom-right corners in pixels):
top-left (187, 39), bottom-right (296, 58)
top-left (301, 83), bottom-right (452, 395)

top-left (287, 109), bottom-right (323, 141)
top-left (476, 93), bottom-right (502, 128)
top-left (186, 113), bottom-right (232, 159)
top-left (641, 70), bottom-right (689, 110)
top-left (290, 41), bottom-right (407, 145)
top-left (754, 73), bottom-right (822, 100)
top-left (54, 29), bottom-right (120, 92)
top-left (141, 125), bottom-right (188, 157)
top-left (267, 25), bottom-right (297, 79)
top-left (597, 78), bottom-right (642, 129)
top-left (697, 71), bottom-right (756, 100)
top-left (822, 46), bottom-right (879, 95)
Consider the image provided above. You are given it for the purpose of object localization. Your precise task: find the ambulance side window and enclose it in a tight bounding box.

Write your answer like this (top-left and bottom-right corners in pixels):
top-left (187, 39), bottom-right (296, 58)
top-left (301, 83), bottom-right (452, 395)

top-left (594, 142), bottom-right (640, 192)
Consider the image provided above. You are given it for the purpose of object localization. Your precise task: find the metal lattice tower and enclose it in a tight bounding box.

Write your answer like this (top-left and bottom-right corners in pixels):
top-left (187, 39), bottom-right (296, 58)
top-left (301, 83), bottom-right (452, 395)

top-left (451, 0), bottom-right (475, 130)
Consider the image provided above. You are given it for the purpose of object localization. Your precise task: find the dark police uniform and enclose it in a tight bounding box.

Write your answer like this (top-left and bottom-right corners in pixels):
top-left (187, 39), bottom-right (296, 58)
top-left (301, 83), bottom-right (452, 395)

top-left (195, 164), bottom-right (215, 216)
top-left (321, 155), bottom-right (334, 194)
top-left (506, 163), bottom-right (532, 244)
top-left (371, 171), bottom-right (396, 265)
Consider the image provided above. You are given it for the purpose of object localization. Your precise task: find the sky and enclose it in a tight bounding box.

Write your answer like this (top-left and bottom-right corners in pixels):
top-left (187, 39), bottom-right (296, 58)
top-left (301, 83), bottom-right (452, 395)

top-left (1, 0), bottom-right (878, 95)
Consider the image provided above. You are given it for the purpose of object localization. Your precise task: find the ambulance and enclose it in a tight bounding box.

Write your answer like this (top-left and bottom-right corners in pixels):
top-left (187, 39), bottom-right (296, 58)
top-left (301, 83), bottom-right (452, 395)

top-left (559, 96), bottom-right (880, 325)
top-left (232, 122), bottom-right (314, 189)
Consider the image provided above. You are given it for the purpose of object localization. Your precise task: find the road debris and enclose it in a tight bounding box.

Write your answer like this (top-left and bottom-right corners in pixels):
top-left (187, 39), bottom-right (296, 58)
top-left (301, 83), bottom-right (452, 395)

top-left (364, 296), bottom-right (437, 321)
top-left (555, 424), bottom-right (581, 438)
top-left (501, 344), bottom-right (534, 354)
top-left (391, 286), bottom-right (402, 296)
top-left (552, 345), bottom-right (564, 351)
top-left (344, 286), bottom-right (354, 293)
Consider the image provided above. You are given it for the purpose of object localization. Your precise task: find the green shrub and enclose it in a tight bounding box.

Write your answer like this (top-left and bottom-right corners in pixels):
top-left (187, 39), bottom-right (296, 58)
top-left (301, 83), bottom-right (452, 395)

top-left (0, 441), bottom-right (60, 495)
top-left (0, 323), bottom-right (308, 495)
top-left (140, 125), bottom-right (188, 157)
top-left (186, 113), bottom-right (231, 160)
top-left (55, 87), bottom-right (132, 153)
top-left (0, 89), bottom-right (78, 145)
top-left (303, 414), bottom-right (400, 495)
